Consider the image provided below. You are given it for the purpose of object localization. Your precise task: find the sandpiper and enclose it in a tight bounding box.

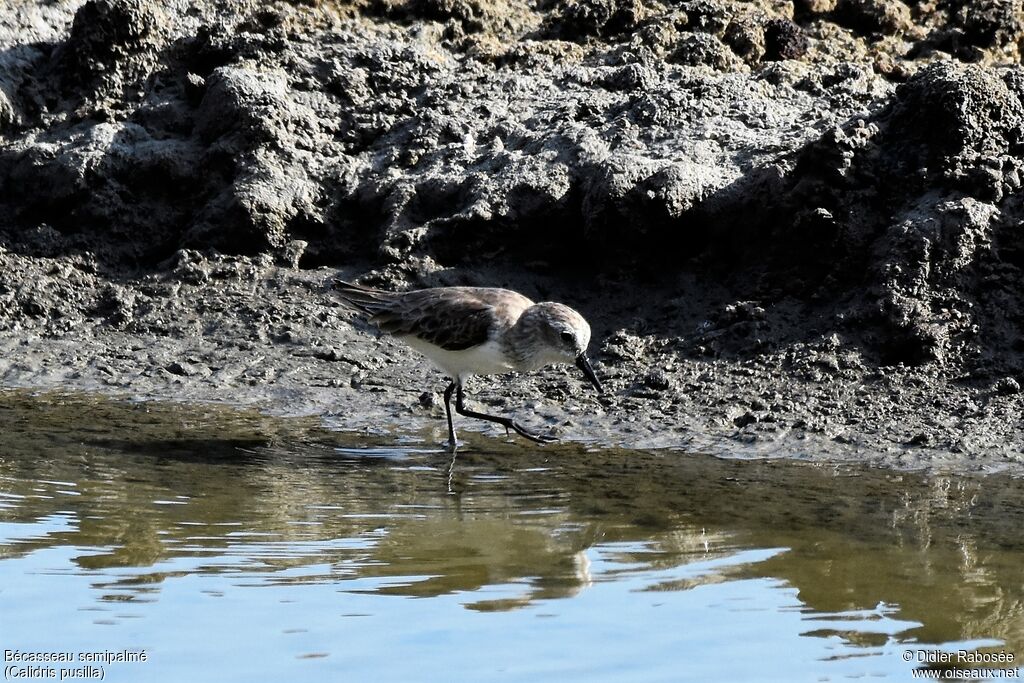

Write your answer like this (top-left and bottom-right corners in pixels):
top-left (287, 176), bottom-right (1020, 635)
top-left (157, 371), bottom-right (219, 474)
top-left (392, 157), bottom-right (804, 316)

top-left (333, 280), bottom-right (603, 449)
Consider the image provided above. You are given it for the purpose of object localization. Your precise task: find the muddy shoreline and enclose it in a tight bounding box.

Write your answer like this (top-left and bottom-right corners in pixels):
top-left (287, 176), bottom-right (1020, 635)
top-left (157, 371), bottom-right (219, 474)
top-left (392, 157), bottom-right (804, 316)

top-left (2, 257), bottom-right (1021, 474)
top-left (2, 0), bottom-right (1024, 473)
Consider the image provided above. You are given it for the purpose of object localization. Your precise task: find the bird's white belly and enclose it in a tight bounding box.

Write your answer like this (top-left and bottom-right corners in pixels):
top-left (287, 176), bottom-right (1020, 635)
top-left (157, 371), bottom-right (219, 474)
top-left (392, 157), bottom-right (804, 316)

top-left (401, 337), bottom-right (514, 380)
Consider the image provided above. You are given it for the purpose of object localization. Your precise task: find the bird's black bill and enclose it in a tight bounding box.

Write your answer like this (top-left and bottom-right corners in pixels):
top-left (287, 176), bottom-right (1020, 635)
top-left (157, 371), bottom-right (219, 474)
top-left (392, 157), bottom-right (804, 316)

top-left (576, 354), bottom-right (604, 394)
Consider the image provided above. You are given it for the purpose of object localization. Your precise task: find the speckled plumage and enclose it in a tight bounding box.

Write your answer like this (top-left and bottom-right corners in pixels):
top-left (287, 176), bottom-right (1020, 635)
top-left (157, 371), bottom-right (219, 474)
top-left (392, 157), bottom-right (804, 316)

top-left (334, 280), bottom-right (603, 449)
top-left (333, 283), bottom-right (531, 355)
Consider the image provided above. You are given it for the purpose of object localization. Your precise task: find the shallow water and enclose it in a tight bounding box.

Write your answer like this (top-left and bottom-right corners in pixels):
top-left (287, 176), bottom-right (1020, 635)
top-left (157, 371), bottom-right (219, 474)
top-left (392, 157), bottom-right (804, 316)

top-left (1, 391), bottom-right (1023, 682)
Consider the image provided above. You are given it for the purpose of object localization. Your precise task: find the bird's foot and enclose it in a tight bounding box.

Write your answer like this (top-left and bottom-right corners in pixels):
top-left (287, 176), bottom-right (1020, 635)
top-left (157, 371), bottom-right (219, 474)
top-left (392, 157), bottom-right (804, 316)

top-left (509, 421), bottom-right (558, 444)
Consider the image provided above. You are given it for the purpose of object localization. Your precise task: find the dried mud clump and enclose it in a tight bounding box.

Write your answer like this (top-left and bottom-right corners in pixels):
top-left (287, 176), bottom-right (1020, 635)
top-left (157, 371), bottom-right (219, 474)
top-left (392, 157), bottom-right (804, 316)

top-left (679, 0), bottom-right (731, 35)
top-left (832, 0), bottom-right (913, 36)
top-left (53, 0), bottom-right (167, 101)
top-left (545, 0), bottom-right (647, 40)
top-left (869, 63), bottom-right (1024, 366)
top-left (369, 0), bottom-right (541, 39)
top-left (776, 61), bottom-right (1024, 367)
top-left (951, 0), bottom-right (1023, 49)
top-left (882, 62), bottom-right (1024, 199)
top-left (723, 18), bottom-right (766, 63)
top-left (763, 18), bottom-right (809, 60)
top-left (672, 32), bottom-right (740, 68)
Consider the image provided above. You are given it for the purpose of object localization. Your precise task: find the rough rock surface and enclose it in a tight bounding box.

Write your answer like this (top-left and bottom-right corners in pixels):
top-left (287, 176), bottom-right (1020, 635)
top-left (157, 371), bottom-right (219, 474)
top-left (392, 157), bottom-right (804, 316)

top-left (2, 0), bottom-right (1024, 472)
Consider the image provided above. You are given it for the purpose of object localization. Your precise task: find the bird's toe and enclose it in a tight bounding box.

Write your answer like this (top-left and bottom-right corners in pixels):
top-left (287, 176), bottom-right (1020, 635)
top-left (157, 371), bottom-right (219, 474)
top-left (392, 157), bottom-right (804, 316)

top-left (512, 423), bottom-right (558, 444)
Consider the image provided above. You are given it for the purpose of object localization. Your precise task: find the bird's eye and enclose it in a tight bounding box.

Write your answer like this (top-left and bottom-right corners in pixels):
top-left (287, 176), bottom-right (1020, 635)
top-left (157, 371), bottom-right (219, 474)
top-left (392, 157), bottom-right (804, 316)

top-left (560, 331), bottom-right (574, 344)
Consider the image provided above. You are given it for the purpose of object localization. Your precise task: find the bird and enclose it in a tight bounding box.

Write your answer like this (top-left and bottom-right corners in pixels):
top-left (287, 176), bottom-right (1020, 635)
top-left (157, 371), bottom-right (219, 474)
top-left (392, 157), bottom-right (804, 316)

top-left (333, 280), bottom-right (603, 450)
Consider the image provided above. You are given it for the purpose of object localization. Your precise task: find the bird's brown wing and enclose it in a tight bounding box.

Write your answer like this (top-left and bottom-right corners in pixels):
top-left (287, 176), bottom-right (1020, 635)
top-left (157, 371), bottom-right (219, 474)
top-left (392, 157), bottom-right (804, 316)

top-left (335, 282), bottom-right (497, 351)
top-left (371, 289), bottom-right (497, 351)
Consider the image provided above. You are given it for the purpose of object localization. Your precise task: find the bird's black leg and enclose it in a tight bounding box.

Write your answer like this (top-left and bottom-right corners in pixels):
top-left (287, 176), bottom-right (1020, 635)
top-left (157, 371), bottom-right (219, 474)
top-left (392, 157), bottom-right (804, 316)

top-left (443, 380), bottom-right (458, 452)
top-left (455, 383), bottom-right (556, 444)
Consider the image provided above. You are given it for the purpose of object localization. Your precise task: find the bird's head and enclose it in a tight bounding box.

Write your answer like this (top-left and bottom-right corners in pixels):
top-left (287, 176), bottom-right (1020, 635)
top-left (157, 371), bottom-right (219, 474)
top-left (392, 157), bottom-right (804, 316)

top-left (524, 303), bottom-right (603, 394)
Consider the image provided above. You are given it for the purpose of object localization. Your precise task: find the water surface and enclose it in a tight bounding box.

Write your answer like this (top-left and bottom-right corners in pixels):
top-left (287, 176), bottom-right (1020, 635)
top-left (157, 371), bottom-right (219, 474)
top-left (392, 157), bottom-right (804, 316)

top-left (1, 391), bottom-right (1023, 682)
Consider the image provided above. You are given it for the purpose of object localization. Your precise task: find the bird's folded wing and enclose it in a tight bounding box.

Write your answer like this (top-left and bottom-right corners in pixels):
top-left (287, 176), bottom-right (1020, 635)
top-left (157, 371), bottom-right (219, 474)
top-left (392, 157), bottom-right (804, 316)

top-left (370, 291), bottom-right (496, 351)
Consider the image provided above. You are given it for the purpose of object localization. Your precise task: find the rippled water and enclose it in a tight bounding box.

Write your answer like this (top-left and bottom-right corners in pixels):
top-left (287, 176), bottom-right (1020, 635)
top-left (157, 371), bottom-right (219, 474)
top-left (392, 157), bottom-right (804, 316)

top-left (1, 391), bottom-right (1023, 682)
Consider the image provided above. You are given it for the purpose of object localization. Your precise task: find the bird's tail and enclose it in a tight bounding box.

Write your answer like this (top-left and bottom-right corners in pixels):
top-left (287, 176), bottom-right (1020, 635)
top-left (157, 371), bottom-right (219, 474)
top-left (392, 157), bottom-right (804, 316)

top-left (332, 280), bottom-right (398, 316)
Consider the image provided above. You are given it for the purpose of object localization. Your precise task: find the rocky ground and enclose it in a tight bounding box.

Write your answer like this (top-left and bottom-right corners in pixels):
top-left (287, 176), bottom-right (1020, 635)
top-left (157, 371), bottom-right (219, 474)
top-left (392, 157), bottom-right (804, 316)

top-left (2, 0), bottom-right (1024, 472)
